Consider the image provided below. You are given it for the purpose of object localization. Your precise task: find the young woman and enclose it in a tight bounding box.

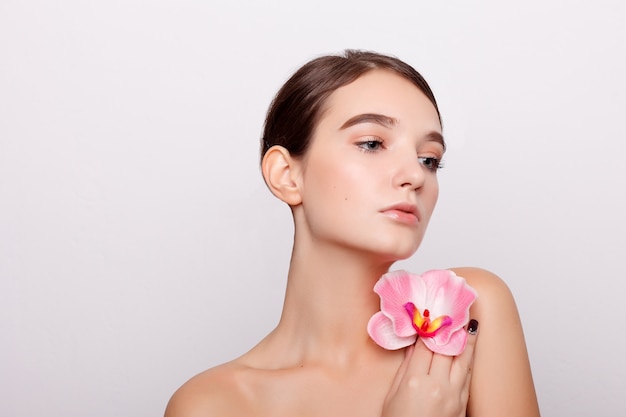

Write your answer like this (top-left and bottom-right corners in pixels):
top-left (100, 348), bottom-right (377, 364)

top-left (165, 50), bottom-right (540, 417)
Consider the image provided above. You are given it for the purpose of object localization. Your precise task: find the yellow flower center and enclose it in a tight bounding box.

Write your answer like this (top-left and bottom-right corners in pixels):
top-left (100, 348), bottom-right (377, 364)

top-left (404, 302), bottom-right (452, 337)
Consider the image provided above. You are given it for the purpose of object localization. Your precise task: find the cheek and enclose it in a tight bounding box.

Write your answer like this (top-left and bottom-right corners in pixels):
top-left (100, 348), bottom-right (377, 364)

top-left (423, 179), bottom-right (440, 216)
top-left (301, 158), bottom-right (348, 215)
top-left (305, 153), bottom-right (366, 195)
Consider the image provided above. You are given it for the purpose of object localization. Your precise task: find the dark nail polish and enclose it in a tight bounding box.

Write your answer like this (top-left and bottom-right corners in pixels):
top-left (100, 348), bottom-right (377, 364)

top-left (468, 319), bottom-right (479, 335)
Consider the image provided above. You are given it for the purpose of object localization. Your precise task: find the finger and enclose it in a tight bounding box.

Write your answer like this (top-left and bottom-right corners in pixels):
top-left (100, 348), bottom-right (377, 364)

top-left (406, 338), bottom-right (434, 376)
top-left (451, 319), bottom-right (479, 387)
top-left (387, 344), bottom-right (414, 398)
top-left (428, 350), bottom-right (454, 379)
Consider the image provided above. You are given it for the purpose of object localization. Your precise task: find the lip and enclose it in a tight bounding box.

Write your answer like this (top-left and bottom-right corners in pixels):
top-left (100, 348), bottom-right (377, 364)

top-left (380, 203), bottom-right (420, 225)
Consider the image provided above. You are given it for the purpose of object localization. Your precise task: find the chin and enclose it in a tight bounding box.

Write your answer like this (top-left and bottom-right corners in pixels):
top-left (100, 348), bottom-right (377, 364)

top-left (372, 241), bottom-right (423, 263)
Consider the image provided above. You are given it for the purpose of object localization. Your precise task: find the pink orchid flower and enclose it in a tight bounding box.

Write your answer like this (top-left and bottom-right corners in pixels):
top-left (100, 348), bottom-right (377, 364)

top-left (367, 269), bottom-right (477, 356)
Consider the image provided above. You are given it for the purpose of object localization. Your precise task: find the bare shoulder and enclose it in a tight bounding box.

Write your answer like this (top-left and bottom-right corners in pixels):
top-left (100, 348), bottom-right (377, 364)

top-left (450, 267), bottom-right (516, 309)
top-left (450, 266), bottom-right (512, 297)
top-left (164, 361), bottom-right (253, 417)
top-left (449, 267), bottom-right (540, 417)
top-left (448, 267), bottom-right (523, 348)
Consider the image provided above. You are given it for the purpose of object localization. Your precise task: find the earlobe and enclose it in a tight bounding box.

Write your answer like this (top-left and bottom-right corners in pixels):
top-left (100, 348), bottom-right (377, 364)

top-left (261, 145), bottom-right (302, 206)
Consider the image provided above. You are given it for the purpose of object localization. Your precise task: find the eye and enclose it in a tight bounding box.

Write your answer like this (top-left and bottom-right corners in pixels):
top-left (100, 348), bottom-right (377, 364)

top-left (357, 138), bottom-right (384, 153)
top-left (418, 156), bottom-right (444, 171)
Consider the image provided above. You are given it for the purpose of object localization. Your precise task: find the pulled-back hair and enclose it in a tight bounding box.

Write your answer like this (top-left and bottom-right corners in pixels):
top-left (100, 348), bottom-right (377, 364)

top-left (260, 50), bottom-right (441, 162)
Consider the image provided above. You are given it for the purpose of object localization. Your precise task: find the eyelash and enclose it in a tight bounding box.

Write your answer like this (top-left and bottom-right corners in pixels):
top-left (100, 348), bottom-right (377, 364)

top-left (418, 157), bottom-right (445, 171)
top-left (357, 139), bottom-right (385, 153)
top-left (356, 138), bottom-right (445, 171)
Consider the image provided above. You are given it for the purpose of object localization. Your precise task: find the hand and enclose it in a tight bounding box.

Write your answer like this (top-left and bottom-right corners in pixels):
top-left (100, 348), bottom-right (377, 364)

top-left (382, 320), bottom-right (479, 417)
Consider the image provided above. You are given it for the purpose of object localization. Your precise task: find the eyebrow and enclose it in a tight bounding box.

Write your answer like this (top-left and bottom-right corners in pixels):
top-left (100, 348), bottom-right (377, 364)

top-left (425, 131), bottom-right (446, 152)
top-left (339, 112), bottom-right (446, 151)
top-left (340, 113), bottom-right (398, 130)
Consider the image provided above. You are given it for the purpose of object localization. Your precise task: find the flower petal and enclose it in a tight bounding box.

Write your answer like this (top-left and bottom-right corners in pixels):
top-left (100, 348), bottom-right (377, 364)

top-left (369, 269), bottom-right (477, 355)
top-left (367, 311), bottom-right (417, 350)
top-left (421, 327), bottom-right (468, 356)
top-left (419, 270), bottom-right (477, 345)
top-left (374, 271), bottom-right (417, 337)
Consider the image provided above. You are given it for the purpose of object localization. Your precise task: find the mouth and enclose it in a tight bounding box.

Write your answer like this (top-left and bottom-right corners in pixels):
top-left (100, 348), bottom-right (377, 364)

top-left (381, 203), bottom-right (420, 225)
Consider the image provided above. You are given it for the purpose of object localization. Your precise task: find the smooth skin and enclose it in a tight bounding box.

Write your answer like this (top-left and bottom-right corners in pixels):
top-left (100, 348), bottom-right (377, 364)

top-left (165, 70), bottom-right (540, 417)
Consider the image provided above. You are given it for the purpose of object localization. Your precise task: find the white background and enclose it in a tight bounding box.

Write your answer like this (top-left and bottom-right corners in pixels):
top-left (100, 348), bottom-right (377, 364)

top-left (1, 1), bottom-right (625, 416)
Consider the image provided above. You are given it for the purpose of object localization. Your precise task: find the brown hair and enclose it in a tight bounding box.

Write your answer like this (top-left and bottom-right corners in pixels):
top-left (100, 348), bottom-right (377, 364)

top-left (260, 49), bottom-right (441, 162)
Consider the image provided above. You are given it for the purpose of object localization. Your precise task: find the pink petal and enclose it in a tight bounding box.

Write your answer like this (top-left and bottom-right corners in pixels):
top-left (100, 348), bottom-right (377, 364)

top-left (421, 327), bottom-right (468, 356)
top-left (422, 270), bottom-right (477, 316)
top-left (373, 271), bottom-right (418, 337)
top-left (367, 311), bottom-right (417, 350)
top-left (369, 269), bottom-right (477, 355)
top-left (418, 270), bottom-right (477, 345)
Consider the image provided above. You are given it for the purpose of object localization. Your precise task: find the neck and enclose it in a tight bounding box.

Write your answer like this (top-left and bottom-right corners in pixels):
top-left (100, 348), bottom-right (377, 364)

top-left (265, 236), bottom-right (396, 368)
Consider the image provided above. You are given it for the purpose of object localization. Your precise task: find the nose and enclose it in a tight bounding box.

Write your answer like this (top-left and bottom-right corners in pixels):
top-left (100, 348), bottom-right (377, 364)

top-left (392, 152), bottom-right (426, 191)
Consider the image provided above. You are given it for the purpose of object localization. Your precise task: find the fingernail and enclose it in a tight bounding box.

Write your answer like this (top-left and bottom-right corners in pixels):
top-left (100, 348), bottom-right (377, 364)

top-left (468, 319), bottom-right (479, 335)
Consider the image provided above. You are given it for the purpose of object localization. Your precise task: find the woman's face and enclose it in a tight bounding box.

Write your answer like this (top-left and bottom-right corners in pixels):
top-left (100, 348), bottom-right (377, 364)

top-left (293, 69), bottom-right (444, 262)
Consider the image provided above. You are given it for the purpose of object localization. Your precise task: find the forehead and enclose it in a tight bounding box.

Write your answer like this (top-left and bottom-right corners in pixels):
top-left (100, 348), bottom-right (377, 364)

top-left (319, 69), bottom-right (442, 133)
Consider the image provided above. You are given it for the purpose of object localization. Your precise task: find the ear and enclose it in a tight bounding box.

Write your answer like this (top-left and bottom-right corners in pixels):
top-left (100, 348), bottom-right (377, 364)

top-left (261, 145), bottom-right (303, 206)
